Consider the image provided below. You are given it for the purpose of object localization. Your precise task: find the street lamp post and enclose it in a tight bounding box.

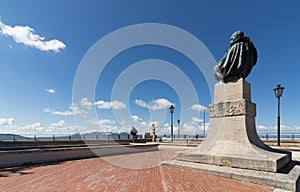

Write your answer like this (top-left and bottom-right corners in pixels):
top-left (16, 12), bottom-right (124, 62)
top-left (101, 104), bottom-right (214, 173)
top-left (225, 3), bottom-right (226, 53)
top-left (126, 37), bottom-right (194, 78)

top-left (177, 119), bottom-right (180, 139)
top-left (273, 84), bottom-right (284, 146)
top-left (169, 105), bottom-right (174, 143)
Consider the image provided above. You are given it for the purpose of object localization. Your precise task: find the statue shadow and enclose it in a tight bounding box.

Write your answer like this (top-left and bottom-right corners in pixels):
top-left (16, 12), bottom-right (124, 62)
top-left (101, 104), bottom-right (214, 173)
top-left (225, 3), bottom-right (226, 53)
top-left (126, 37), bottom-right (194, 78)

top-left (0, 161), bottom-right (63, 177)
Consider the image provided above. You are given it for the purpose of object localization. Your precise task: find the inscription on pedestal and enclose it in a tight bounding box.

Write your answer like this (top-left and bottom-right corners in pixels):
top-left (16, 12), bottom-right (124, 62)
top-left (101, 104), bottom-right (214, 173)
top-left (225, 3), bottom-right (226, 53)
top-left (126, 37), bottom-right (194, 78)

top-left (210, 99), bottom-right (256, 118)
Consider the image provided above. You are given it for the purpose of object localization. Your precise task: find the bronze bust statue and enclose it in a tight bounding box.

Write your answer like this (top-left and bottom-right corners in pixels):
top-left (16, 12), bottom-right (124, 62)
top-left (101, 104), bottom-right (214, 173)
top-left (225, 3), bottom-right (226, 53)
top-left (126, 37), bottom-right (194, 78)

top-left (214, 31), bottom-right (258, 83)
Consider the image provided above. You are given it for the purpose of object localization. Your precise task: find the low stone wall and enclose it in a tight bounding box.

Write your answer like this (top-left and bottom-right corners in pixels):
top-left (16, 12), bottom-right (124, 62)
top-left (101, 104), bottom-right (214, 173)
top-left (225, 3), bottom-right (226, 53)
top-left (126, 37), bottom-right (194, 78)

top-left (0, 139), bottom-right (152, 150)
top-left (0, 143), bottom-right (158, 168)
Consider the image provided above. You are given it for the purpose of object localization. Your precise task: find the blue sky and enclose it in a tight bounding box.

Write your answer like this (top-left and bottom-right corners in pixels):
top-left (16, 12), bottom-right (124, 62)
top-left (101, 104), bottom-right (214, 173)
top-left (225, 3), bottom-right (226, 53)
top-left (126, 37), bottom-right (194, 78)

top-left (0, 1), bottom-right (299, 136)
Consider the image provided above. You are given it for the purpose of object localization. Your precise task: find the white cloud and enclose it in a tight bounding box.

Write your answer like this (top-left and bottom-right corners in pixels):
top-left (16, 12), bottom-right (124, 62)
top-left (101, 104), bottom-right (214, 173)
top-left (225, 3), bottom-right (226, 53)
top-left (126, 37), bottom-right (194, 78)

top-left (66, 125), bottom-right (82, 133)
top-left (0, 20), bottom-right (66, 52)
top-left (179, 116), bottom-right (209, 135)
top-left (134, 98), bottom-right (173, 110)
top-left (134, 99), bottom-right (148, 108)
top-left (120, 119), bottom-right (126, 125)
top-left (79, 97), bottom-right (126, 110)
top-left (150, 99), bottom-right (173, 110)
top-left (45, 88), bottom-right (56, 94)
top-left (94, 100), bottom-right (126, 110)
top-left (19, 122), bottom-right (44, 132)
top-left (88, 119), bottom-right (119, 133)
top-left (46, 120), bottom-right (79, 134)
top-left (199, 122), bottom-right (210, 131)
top-left (163, 123), bottom-right (170, 127)
top-left (43, 103), bottom-right (86, 116)
top-left (256, 125), bottom-right (270, 132)
top-left (79, 97), bottom-right (93, 110)
top-left (183, 123), bottom-right (197, 133)
top-left (0, 117), bottom-right (14, 126)
top-left (192, 117), bottom-right (203, 123)
top-left (190, 104), bottom-right (208, 112)
top-left (89, 119), bottom-right (115, 126)
top-left (131, 115), bottom-right (143, 122)
top-left (285, 126), bottom-right (300, 131)
top-left (49, 120), bottom-right (65, 130)
top-left (141, 121), bottom-right (147, 126)
top-left (158, 122), bottom-right (179, 134)
top-left (43, 108), bottom-right (72, 116)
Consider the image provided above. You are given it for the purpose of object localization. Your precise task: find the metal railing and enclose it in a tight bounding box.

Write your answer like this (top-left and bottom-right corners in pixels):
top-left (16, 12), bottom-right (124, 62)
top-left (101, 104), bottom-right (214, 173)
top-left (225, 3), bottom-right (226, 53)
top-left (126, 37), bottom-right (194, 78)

top-left (0, 133), bottom-right (299, 142)
top-left (258, 133), bottom-right (300, 140)
top-left (0, 134), bottom-right (136, 141)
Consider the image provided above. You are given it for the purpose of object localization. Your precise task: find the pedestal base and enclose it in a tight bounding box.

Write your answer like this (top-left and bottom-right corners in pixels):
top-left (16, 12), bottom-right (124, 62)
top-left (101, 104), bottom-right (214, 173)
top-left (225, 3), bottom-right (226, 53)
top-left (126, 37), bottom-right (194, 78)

top-left (162, 160), bottom-right (300, 191)
top-left (177, 114), bottom-right (291, 172)
top-left (177, 79), bottom-right (291, 172)
top-left (166, 79), bottom-right (299, 191)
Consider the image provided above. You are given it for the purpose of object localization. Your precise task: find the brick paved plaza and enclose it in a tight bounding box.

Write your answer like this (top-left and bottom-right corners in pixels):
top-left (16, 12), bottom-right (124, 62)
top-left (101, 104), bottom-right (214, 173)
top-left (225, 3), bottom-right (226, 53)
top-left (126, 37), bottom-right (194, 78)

top-left (0, 145), bottom-right (274, 192)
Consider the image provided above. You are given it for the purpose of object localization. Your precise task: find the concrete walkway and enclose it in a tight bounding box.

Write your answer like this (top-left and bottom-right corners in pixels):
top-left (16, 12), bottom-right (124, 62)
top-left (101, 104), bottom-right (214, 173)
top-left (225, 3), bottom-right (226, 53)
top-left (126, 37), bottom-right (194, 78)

top-left (0, 145), bottom-right (275, 192)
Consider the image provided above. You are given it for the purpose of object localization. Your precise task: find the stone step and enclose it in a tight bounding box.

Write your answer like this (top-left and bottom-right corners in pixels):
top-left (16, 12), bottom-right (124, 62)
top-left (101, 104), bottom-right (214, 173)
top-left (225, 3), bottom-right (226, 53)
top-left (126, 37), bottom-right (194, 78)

top-left (162, 160), bottom-right (300, 192)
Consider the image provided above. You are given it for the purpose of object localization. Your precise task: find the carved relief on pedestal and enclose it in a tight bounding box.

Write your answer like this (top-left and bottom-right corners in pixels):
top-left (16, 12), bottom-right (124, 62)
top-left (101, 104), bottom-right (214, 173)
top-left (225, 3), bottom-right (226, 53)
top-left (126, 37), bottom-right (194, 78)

top-left (210, 99), bottom-right (256, 118)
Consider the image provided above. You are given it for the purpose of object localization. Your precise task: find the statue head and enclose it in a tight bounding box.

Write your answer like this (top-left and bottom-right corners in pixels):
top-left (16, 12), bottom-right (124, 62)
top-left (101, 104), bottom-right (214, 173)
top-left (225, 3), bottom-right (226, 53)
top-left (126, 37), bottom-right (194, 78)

top-left (230, 31), bottom-right (244, 46)
top-left (214, 30), bottom-right (257, 83)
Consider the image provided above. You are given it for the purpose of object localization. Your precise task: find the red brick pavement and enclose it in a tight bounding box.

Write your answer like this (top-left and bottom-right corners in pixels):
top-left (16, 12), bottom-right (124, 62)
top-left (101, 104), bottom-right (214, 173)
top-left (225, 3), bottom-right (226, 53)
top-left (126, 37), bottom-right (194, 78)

top-left (0, 145), bottom-right (274, 192)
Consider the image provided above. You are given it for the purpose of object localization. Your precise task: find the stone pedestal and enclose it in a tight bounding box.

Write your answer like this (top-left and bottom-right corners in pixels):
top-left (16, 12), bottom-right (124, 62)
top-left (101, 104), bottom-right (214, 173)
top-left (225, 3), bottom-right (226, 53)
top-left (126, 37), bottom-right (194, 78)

top-left (177, 79), bottom-right (291, 172)
top-left (163, 79), bottom-right (300, 191)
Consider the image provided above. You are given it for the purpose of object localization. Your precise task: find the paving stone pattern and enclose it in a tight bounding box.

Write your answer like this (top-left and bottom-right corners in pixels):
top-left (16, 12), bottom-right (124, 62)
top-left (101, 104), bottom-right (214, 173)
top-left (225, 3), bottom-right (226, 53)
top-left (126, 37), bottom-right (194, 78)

top-left (0, 146), bottom-right (274, 192)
